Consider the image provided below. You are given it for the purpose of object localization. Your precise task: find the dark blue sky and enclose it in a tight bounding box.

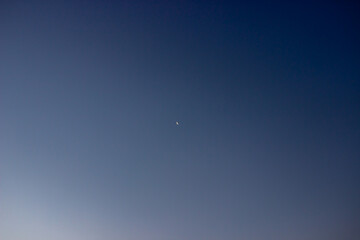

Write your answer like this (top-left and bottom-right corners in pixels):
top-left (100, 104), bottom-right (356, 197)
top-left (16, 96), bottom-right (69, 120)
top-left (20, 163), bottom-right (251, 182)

top-left (1, 1), bottom-right (360, 239)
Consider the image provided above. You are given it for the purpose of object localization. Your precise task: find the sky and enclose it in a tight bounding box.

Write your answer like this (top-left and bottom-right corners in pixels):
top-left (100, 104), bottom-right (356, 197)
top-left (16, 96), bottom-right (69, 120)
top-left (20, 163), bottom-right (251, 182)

top-left (1, 1), bottom-right (360, 239)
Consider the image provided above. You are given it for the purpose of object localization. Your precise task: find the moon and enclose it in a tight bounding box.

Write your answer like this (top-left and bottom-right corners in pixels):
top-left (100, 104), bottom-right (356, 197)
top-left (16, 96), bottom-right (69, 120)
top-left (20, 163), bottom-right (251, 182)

top-left (176, 121), bottom-right (179, 125)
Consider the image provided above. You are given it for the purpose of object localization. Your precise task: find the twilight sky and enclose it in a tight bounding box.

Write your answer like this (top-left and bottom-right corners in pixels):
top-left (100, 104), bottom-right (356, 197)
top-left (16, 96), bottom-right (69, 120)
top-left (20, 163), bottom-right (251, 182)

top-left (1, 1), bottom-right (360, 239)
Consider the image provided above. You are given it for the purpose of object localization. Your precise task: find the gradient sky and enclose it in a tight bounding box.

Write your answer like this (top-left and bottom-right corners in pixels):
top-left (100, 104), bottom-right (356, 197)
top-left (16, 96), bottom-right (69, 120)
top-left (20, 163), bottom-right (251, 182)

top-left (1, 1), bottom-right (360, 239)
